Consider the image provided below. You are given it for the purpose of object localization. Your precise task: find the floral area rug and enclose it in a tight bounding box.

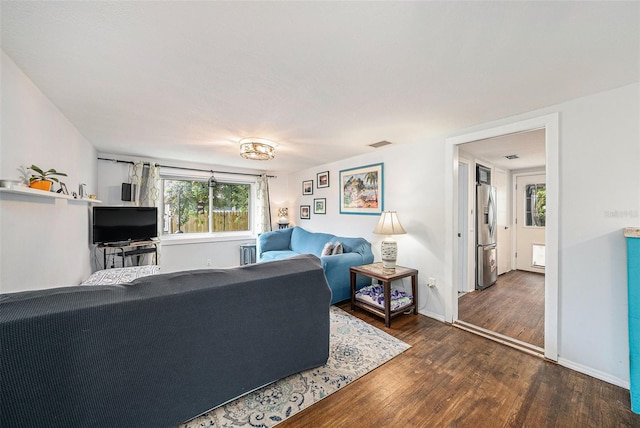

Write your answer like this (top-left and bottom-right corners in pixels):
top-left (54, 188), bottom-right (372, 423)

top-left (179, 306), bottom-right (411, 428)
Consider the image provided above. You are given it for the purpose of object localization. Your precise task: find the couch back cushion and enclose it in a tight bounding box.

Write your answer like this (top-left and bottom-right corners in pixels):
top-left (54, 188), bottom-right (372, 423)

top-left (337, 237), bottom-right (373, 259)
top-left (258, 227), bottom-right (294, 254)
top-left (291, 227), bottom-right (336, 256)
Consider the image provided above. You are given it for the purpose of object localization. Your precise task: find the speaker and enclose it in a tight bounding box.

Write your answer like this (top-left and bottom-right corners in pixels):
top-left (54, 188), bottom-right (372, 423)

top-left (121, 183), bottom-right (136, 202)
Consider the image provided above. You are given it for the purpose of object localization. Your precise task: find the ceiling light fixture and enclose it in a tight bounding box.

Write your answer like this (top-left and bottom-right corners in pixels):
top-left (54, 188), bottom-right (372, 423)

top-left (239, 138), bottom-right (277, 160)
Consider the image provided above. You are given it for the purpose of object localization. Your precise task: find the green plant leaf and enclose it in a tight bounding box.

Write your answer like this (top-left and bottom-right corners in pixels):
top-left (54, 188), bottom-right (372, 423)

top-left (30, 165), bottom-right (45, 175)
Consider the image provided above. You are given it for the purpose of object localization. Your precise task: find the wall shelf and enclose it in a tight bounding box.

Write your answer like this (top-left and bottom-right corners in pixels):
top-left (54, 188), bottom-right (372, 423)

top-left (0, 186), bottom-right (102, 203)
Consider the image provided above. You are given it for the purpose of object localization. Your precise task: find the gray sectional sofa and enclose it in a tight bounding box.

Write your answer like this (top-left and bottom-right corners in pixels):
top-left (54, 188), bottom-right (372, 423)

top-left (0, 254), bottom-right (331, 427)
top-left (257, 226), bottom-right (374, 303)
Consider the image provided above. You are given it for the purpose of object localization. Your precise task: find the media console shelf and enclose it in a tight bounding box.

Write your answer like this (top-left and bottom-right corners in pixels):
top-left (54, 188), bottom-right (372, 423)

top-left (0, 186), bottom-right (102, 204)
top-left (99, 240), bottom-right (158, 269)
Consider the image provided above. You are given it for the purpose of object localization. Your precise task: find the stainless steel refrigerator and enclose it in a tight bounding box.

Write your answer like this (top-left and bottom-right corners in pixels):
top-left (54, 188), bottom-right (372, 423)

top-left (476, 183), bottom-right (498, 290)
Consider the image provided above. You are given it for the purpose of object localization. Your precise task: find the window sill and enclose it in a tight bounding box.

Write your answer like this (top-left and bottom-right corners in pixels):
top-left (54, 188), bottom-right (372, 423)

top-left (160, 232), bottom-right (257, 246)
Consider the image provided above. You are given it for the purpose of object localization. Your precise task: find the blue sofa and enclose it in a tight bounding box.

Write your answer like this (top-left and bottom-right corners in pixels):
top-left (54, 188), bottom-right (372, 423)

top-left (0, 255), bottom-right (331, 427)
top-left (257, 226), bottom-right (374, 303)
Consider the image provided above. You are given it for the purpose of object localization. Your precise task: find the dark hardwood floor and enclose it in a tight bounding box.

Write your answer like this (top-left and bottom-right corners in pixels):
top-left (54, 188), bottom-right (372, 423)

top-left (277, 301), bottom-right (640, 428)
top-left (458, 270), bottom-right (545, 348)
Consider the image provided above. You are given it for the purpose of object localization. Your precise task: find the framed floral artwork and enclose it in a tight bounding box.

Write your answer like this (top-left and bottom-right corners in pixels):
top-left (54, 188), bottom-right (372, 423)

top-left (339, 163), bottom-right (383, 215)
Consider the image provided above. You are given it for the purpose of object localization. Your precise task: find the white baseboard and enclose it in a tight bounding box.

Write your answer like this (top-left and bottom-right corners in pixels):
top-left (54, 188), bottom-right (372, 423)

top-left (419, 309), bottom-right (446, 323)
top-left (558, 357), bottom-right (630, 390)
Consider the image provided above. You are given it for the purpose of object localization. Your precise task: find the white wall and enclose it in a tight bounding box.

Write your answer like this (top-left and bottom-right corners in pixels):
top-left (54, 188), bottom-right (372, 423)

top-left (281, 83), bottom-right (640, 387)
top-left (0, 51), bottom-right (97, 292)
top-left (554, 84), bottom-right (639, 384)
top-left (286, 139), bottom-right (447, 321)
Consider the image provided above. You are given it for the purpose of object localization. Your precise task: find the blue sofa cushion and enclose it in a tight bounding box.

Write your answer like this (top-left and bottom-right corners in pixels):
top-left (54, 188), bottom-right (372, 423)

top-left (259, 226), bottom-right (294, 252)
top-left (338, 237), bottom-right (371, 257)
top-left (290, 227), bottom-right (336, 256)
top-left (260, 250), bottom-right (298, 262)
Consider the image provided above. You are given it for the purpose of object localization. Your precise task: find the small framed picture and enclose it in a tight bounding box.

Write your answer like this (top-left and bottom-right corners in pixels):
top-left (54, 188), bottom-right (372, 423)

top-left (317, 171), bottom-right (329, 188)
top-left (302, 180), bottom-right (313, 195)
top-left (58, 182), bottom-right (69, 195)
top-left (314, 198), bottom-right (326, 214)
top-left (300, 205), bottom-right (311, 219)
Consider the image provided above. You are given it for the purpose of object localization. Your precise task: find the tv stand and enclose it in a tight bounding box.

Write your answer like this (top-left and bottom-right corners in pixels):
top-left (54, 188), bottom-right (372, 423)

top-left (99, 240), bottom-right (158, 269)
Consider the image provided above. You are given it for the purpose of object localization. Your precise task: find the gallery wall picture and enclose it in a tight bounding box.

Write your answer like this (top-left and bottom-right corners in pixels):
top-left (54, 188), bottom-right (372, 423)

top-left (300, 205), bottom-right (311, 219)
top-left (317, 171), bottom-right (329, 188)
top-left (339, 163), bottom-right (384, 215)
top-left (314, 198), bottom-right (326, 214)
top-left (302, 180), bottom-right (313, 195)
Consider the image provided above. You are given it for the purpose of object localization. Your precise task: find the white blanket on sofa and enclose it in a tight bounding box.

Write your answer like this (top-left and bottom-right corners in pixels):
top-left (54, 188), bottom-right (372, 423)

top-left (81, 266), bottom-right (160, 285)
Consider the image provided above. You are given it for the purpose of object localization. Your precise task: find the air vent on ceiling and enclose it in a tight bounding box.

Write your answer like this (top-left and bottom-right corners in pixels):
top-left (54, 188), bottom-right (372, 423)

top-left (505, 154), bottom-right (520, 160)
top-left (369, 140), bottom-right (392, 148)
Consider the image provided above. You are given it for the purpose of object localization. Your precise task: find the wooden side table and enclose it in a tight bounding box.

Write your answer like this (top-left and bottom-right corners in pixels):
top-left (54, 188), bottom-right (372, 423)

top-left (350, 262), bottom-right (418, 327)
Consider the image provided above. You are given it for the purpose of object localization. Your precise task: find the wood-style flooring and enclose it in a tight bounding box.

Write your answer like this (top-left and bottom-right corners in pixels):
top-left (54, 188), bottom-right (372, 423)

top-left (277, 301), bottom-right (639, 428)
top-left (458, 270), bottom-right (545, 348)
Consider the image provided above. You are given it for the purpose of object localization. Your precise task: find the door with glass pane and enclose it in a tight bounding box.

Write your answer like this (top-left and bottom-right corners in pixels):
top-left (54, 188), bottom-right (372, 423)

top-left (515, 174), bottom-right (546, 273)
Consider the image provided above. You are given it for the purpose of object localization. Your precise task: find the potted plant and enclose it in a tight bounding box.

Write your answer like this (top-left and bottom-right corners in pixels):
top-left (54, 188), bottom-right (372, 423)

top-left (28, 164), bottom-right (67, 192)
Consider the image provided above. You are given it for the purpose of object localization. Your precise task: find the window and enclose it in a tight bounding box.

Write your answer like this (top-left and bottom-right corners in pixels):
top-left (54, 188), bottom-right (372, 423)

top-left (162, 178), bottom-right (251, 235)
top-left (525, 183), bottom-right (546, 227)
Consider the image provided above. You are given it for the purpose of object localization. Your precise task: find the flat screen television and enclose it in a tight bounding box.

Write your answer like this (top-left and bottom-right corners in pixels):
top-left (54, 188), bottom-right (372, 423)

top-left (92, 206), bottom-right (158, 244)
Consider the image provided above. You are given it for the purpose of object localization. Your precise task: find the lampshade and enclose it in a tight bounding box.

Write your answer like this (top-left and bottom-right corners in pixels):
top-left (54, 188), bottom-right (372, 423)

top-left (373, 211), bottom-right (406, 269)
top-left (373, 211), bottom-right (406, 236)
top-left (239, 138), bottom-right (276, 160)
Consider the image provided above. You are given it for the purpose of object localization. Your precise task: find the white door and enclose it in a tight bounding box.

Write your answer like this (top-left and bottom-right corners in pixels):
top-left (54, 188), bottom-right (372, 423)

top-left (515, 174), bottom-right (546, 273)
top-left (495, 168), bottom-right (511, 275)
top-left (457, 161), bottom-right (471, 292)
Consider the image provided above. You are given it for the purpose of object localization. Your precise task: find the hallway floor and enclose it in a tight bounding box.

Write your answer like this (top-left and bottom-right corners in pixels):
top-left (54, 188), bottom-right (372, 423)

top-left (458, 270), bottom-right (544, 348)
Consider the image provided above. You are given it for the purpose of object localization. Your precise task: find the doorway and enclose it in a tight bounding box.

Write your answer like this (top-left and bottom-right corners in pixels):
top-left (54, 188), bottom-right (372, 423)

top-left (445, 114), bottom-right (558, 361)
top-left (515, 173), bottom-right (546, 273)
top-left (457, 132), bottom-right (545, 353)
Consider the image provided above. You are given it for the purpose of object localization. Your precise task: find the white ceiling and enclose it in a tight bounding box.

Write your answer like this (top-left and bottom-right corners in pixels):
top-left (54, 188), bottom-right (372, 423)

top-left (1, 1), bottom-right (638, 173)
top-left (460, 129), bottom-right (546, 171)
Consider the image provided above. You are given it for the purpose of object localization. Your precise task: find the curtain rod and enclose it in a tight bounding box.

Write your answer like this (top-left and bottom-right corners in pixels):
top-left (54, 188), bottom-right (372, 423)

top-left (97, 157), bottom-right (276, 178)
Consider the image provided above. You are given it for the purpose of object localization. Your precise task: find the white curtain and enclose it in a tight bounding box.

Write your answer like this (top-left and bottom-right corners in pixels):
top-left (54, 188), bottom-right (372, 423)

top-left (130, 162), bottom-right (160, 207)
top-left (255, 174), bottom-right (272, 234)
top-left (129, 162), bottom-right (161, 263)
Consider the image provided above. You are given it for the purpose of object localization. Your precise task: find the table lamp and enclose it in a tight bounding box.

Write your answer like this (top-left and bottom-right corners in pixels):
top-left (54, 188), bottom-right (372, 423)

top-left (278, 207), bottom-right (289, 224)
top-left (373, 211), bottom-right (406, 269)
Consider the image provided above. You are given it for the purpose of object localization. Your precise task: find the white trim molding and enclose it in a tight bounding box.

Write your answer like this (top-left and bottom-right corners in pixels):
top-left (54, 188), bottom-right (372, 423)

top-left (444, 113), bottom-right (559, 362)
top-left (558, 357), bottom-right (630, 390)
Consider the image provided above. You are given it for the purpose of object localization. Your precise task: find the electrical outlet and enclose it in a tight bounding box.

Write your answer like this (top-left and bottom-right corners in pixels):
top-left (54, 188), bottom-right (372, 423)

top-left (206, 259), bottom-right (212, 266)
top-left (427, 277), bottom-right (436, 288)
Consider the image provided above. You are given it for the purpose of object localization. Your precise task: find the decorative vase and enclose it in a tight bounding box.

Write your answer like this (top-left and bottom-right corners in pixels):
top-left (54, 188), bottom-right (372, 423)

top-left (380, 238), bottom-right (398, 269)
top-left (29, 180), bottom-right (52, 191)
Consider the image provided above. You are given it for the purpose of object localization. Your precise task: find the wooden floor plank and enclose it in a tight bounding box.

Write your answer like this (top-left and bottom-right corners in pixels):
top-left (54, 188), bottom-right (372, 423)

top-left (458, 270), bottom-right (545, 347)
top-left (277, 302), bottom-right (640, 427)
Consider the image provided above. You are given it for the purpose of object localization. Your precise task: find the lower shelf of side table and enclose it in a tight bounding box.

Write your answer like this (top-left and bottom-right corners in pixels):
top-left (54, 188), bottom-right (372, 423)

top-left (352, 299), bottom-right (416, 325)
